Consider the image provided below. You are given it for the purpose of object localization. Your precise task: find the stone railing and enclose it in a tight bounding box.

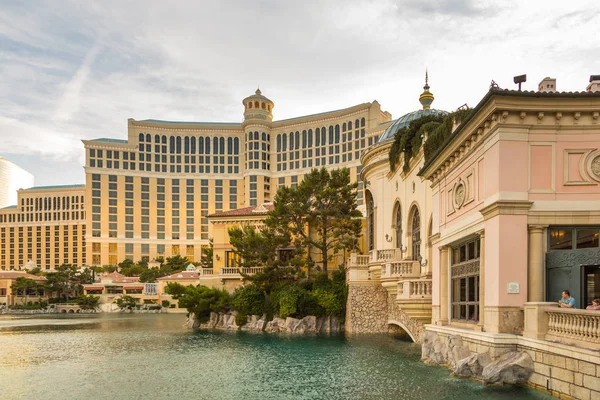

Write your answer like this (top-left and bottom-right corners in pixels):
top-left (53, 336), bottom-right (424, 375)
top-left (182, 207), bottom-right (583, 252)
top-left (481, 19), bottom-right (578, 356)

top-left (523, 302), bottom-right (600, 349)
top-left (219, 267), bottom-right (264, 276)
top-left (349, 253), bottom-right (370, 267)
top-left (199, 268), bottom-right (214, 276)
top-left (381, 260), bottom-right (420, 279)
top-left (397, 279), bottom-right (432, 301)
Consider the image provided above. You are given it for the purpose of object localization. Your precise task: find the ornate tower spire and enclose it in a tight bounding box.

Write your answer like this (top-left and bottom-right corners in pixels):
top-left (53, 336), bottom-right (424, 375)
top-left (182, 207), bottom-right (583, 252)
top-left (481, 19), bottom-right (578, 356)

top-left (419, 69), bottom-right (434, 110)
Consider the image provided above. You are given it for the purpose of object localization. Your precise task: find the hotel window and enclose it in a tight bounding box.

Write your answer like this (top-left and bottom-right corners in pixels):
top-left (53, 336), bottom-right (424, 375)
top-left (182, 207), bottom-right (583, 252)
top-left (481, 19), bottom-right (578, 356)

top-left (451, 237), bottom-right (481, 323)
top-left (549, 227), bottom-right (600, 250)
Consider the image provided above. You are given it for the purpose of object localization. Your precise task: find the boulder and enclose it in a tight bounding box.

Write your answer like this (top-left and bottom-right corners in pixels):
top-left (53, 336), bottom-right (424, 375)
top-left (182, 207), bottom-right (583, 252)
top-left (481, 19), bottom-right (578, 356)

top-left (241, 314), bottom-right (267, 331)
top-left (453, 352), bottom-right (491, 379)
top-left (421, 331), bottom-right (447, 365)
top-left (445, 335), bottom-right (471, 369)
top-left (316, 316), bottom-right (342, 333)
top-left (481, 351), bottom-right (534, 385)
top-left (265, 317), bottom-right (286, 333)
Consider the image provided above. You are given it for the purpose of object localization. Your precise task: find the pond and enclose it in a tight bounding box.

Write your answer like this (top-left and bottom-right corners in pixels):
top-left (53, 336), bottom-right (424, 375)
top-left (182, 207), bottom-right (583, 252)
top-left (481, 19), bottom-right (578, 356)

top-left (0, 314), bottom-right (552, 399)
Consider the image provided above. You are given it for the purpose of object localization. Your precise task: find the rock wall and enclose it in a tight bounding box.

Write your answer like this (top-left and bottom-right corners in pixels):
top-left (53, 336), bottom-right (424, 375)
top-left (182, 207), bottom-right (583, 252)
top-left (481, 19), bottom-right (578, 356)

top-left (192, 312), bottom-right (342, 334)
top-left (345, 284), bottom-right (389, 334)
top-left (387, 294), bottom-right (426, 343)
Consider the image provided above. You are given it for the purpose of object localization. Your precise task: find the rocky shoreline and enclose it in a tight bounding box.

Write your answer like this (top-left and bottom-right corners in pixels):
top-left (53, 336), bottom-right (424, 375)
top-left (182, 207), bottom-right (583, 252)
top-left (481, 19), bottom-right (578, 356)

top-left (186, 311), bottom-right (342, 334)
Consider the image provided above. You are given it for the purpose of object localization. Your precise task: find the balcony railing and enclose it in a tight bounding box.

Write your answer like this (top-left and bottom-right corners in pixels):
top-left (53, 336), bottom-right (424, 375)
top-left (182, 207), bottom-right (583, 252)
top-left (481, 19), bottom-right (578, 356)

top-left (374, 248), bottom-right (402, 262)
top-left (220, 267), bottom-right (264, 276)
top-left (397, 279), bottom-right (432, 301)
top-left (349, 253), bottom-right (370, 266)
top-left (381, 260), bottom-right (420, 279)
top-left (199, 268), bottom-right (214, 276)
top-left (523, 302), bottom-right (600, 350)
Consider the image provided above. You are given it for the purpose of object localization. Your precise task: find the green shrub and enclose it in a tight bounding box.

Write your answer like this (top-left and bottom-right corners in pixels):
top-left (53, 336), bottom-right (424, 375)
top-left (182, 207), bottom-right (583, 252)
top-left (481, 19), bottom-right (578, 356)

top-left (169, 304), bottom-right (176, 308)
top-left (232, 285), bottom-right (265, 317)
top-left (161, 300), bottom-right (170, 308)
top-left (235, 313), bottom-right (248, 326)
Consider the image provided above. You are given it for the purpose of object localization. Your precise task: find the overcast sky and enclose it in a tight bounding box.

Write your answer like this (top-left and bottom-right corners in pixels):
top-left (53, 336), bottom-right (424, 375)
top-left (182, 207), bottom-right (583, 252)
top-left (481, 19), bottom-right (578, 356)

top-left (1, 0), bottom-right (599, 188)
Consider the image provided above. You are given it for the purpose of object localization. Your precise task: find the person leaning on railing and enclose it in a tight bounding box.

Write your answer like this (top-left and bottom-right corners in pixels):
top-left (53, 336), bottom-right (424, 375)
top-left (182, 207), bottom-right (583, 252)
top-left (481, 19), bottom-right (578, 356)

top-left (558, 290), bottom-right (576, 308)
top-left (586, 298), bottom-right (600, 310)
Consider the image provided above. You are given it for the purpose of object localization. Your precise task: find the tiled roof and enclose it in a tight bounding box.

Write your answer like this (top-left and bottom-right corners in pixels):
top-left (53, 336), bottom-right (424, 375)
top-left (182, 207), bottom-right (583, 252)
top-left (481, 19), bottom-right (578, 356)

top-left (139, 119), bottom-right (240, 127)
top-left (90, 138), bottom-right (128, 143)
top-left (157, 271), bottom-right (199, 280)
top-left (208, 203), bottom-right (274, 218)
top-left (23, 184), bottom-right (85, 191)
top-left (0, 271), bottom-right (46, 281)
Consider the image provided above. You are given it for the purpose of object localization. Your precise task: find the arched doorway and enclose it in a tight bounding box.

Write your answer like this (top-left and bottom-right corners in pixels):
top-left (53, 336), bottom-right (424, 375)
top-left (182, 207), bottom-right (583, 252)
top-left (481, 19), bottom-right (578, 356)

top-left (410, 206), bottom-right (421, 261)
top-left (366, 191), bottom-right (375, 251)
top-left (393, 202), bottom-right (402, 249)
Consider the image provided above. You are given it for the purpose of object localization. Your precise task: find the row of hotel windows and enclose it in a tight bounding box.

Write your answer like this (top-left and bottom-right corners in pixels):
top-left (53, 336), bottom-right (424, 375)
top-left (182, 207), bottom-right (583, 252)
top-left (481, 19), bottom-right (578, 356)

top-left (0, 225), bottom-right (85, 269)
top-left (90, 243), bottom-right (200, 266)
top-left (275, 119), bottom-right (366, 153)
top-left (0, 211), bottom-right (84, 223)
top-left (138, 135), bottom-right (241, 155)
top-left (20, 195), bottom-right (84, 211)
top-left (90, 175), bottom-right (237, 240)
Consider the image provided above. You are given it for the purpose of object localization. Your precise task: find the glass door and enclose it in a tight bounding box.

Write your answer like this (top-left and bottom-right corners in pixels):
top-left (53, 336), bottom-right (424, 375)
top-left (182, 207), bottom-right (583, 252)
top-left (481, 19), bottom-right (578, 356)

top-left (582, 265), bottom-right (600, 308)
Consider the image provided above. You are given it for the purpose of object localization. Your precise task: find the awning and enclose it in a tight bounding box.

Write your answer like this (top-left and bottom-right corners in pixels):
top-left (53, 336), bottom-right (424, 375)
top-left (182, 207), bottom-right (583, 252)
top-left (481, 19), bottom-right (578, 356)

top-left (125, 286), bottom-right (144, 290)
top-left (84, 286), bottom-right (104, 291)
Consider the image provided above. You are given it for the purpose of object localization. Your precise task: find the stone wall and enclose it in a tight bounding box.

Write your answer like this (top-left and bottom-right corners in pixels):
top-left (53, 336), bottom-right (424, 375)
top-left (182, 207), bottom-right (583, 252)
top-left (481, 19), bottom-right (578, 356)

top-left (388, 294), bottom-right (426, 343)
top-left (425, 325), bottom-right (600, 399)
top-left (345, 284), bottom-right (389, 334)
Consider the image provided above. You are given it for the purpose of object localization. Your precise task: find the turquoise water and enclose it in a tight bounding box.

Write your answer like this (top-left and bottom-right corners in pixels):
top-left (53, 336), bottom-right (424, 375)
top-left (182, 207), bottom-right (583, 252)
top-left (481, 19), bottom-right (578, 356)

top-left (0, 314), bottom-right (551, 400)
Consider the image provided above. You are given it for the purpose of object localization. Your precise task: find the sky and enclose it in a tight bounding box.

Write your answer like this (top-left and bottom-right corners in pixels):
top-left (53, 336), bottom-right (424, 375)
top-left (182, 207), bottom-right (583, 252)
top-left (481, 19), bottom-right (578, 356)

top-left (0, 0), bottom-right (599, 187)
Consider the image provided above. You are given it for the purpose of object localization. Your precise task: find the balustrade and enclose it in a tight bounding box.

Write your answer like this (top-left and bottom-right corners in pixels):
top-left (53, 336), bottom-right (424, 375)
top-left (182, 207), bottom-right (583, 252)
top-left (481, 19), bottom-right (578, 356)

top-left (546, 309), bottom-right (600, 345)
top-left (381, 261), bottom-right (420, 279)
top-left (199, 268), bottom-right (214, 276)
top-left (397, 279), bottom-right (432, 301)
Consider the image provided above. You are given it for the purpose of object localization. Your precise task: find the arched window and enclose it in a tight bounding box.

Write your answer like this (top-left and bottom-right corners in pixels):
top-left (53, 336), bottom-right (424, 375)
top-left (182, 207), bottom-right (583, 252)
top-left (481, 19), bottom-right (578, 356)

top-left (254, 101), bottom-right (259, 108)
top-left (355, 119), bottom-right (360, 129)
top-left (335, 125), bottom-right (340, 143)
top-left (254, 131), bottom-right (259, 140)
top-left (213, 137), bottom-right (219, 154)
top-left (302, 130), bottom-right (307, 148)
top-left (348, 120), bottom-right (353, 130)
top-left (176, 137), bottom-right (181, 153)
top-left (361, 117), bottom-right (366, 127)
top-left (329, 126), bottom-right (334, 144)
top-left (321, 126), bottom-right (326, 145)
top-left (282, 133), bottom-right (287, 152)
top-left (227, 137), bottom-right (233, 154)
top-left (191, 137), bottom-right (196, 154)
top-left (366, 191), bottom-right (375, 251)
top-left (205, 137), bottom-right (211, 154)
top-left (155, 134), bottom-right (160, 143)
top-left (169, 136), bottom-right (175, 153)
top-left (219, 137), bottom-right (225, 154)
top-left (198, 136), bottom-right (204, 154)
top-left (294, 131), bottom-right (299, 149)
top-left (308, 129), bottom-right (313, 147)
top-left (262, 132), bottom-right (267, 141)
top-left (139, 133), bottom-right (144, 142)
top-left (394, 202), bottom-right (402, 249)
top-left (162, 135), bottom-right (167, 144)
top-left (411, 206), bottom-right (421, 261)
top-left (146, 133), bottom-right (151, 143)
top-left (315, 128), bottom-right (320, 146)
top-left (234, 138), bottom-right (239, 154)
top-left (289, 132), bottom-right (294, 151)
top-left (248, 132), bottom-right (252, 141)
top-left (184, 137), bottom-right (190, 154)
top-left (261, 102), bottom-right (265, 109)
top-left (342, 123), bottom-right (347, 132)
top-left (248, 102), bottom-right (252, 109)
top-left (277, 134), bottom-right (281, 152)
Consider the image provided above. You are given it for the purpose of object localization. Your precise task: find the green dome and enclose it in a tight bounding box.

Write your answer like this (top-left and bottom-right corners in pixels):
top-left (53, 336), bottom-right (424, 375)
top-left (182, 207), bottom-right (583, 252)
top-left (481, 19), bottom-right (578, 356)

top-left (378, 108), bottom-right (447, 142)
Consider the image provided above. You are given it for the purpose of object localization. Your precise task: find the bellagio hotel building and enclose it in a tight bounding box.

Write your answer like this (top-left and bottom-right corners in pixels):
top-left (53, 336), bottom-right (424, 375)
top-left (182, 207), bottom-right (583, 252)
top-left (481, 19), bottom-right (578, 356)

top-left (0, 89), bottom-right (392, 270)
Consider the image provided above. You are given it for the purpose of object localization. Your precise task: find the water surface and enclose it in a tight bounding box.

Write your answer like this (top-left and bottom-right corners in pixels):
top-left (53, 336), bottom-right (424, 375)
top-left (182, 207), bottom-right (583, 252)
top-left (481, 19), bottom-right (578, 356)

top-left (0, 314), bottom-right (552, 400)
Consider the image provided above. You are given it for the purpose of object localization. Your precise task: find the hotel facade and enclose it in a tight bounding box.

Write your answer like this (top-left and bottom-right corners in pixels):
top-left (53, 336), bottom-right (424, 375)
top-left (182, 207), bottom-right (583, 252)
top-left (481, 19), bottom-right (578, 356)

top-left (1, 88), bottom-right (392, 270)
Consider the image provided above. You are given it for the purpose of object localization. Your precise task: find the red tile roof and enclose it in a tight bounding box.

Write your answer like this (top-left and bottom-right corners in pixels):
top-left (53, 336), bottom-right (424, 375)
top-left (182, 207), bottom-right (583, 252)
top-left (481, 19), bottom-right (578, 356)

top-left (208, 203), bottom-right (274, 218)
top-left (157, 271), bottom-right (199, 281)
top-left (0, 272), bottom-right (46, 281)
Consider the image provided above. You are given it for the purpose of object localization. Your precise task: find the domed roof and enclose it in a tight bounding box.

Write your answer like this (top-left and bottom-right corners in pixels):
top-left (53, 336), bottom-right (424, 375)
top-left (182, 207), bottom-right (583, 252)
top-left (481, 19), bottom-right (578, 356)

top-left (378, 108), bottom-right (447, 142)
top-left (378, 71), bottom-right (447, 142)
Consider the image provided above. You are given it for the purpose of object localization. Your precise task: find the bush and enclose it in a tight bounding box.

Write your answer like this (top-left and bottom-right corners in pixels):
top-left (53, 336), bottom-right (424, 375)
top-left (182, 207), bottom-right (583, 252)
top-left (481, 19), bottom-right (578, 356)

top-left (169, 304), bottom-right (176, 308)
top-left (161, 300), bottom-right (170, 308)
top-left (148, 305), bottom-right (162, 310)
top-left (235, 313), bottom-right (248, 326)
top-left (165, 283), bottom-right (231, 323)
top-left (232, 285), bottom-right (265, 317)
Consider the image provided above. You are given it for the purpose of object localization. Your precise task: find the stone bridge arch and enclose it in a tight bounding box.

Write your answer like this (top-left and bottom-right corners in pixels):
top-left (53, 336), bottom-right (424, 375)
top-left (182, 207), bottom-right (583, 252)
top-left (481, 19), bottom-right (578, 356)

top-left (388, 320), bottom-right (418, 342)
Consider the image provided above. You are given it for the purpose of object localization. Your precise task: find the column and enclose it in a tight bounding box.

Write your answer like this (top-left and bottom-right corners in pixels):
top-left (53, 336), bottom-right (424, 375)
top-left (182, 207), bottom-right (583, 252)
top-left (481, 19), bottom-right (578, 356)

top-left (476, 230), bottom-right (485, 331)
top-left (439, 246), bottom-right (449, 325)
top-left (528, 225), bottom-right (546, 302)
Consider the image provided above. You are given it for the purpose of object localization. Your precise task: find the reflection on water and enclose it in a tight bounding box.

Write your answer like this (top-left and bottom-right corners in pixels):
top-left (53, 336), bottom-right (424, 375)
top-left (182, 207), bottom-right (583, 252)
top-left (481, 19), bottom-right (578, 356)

top-left (0, 314), bottom-right (552, 400)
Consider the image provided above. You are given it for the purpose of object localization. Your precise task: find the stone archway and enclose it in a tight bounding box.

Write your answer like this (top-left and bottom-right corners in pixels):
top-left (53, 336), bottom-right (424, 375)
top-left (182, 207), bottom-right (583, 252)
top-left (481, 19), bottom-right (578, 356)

top-left (388, 320), bottom-right (417, 342)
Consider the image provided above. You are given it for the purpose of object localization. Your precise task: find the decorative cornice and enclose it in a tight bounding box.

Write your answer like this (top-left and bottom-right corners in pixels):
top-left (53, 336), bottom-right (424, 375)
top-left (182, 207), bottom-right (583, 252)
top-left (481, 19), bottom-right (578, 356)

top-left (479, 200), bottom-right (533, 221)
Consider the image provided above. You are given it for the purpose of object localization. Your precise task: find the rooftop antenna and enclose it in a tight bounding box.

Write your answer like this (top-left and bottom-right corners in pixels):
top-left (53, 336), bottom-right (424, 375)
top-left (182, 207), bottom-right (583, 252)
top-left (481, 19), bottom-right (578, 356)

top-left (513, 74), bottom-right (527, 91)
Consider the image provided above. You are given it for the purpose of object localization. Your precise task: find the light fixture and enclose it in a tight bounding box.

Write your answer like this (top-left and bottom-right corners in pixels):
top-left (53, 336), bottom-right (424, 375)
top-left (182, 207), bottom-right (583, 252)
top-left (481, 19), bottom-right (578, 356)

top-left (215, 254), bottom-right (220, 261)
top-left (385, 234), bottom-right (392, 243)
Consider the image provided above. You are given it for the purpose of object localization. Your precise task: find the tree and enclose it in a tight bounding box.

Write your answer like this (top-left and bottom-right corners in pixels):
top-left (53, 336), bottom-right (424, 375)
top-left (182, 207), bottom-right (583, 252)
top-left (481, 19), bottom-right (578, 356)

top-left (115, 295), bottom-right (137, 309)
top-left (165, 283), bottom-right (231, 323)
top-left (11, 277), bottom-right (41, 305)
top-left (45, 264), bottom-right (85, 302)
top-left (163, 255), bottom-right (188, 273)
top-left (200, 239), bottom-right (214, 269)
top-left (76, 294), bottom-right (100, 310)
top-left (228, 225), bottom-right (291, 268)
top-left (266, 167), bottom-right (362, 272)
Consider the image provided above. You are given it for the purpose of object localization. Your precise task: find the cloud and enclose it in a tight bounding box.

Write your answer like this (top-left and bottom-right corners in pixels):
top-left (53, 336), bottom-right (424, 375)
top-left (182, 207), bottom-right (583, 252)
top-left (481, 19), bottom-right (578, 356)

top-left (0, 0), bottom-right (599, 186)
